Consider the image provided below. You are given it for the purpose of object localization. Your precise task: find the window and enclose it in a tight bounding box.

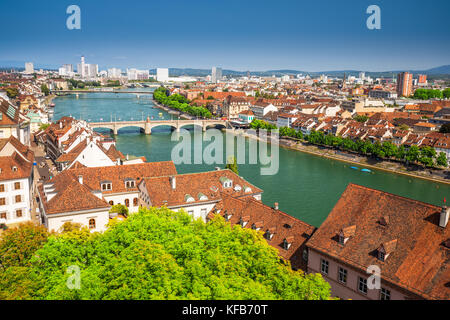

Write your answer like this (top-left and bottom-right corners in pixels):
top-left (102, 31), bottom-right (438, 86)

top-left (188, 210), bottom-right (194, 216)
top-left (201, 208), bottom-right (207, 218)
top-left (101, 183), bottom-right (112, 191)
top-left (338, 267), bottom-right (347, 284)
top-left (89, 219), bottom-right (96, 229)
top-left (125, 199), bottom-right (130, 207)
top-left (109, 200), bottom-right (114, 205)
top-left (378, 251), bottom-right (385, 262)
top-left (14, 182), bottom-right (21, 190)
top-left (125, 180), bottom-right (135, 188)
top-left (338, 235), bottom-right (345, 245)
top-left (133, 198), bottom-right (138, 206)
top-left (0, 198), bottom-right (5, 205)
top-left (0, 184), bottom-right (4, 192)
top-left (380, 288), bottom-right (391, 300)
top-left (302, 249), bottom-right (308, 262)
top-left (358, 277), bottom-right (368, 294)
top-left (16, 209), bottom-right (22, 218)
top-left (15, 195), bottom-right (22, 203)
top-left (0, 212), bottom-right (6, 219)
top-left (320, 259), bottom-right (329, 275)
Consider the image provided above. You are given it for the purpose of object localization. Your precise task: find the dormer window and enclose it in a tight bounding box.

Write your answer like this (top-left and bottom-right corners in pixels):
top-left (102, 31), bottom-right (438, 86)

top-left (101, 181), bottom-right (112, 191)
top-left (378, 239), bottom-right (397, 262)
top-left (12, 166), bottom-right (17, 172)
top-left (239, 216), bottom-right (249, 227)
top-left (338, 225), bottom-right (356, 245)
top-left (251, 221), bottom-right (263, 231)
top-left (185, 194), bottom-right (195, 203)
top-left (125, 179), bottom-right (135, 188)
top-left (219, 177), bottom-right (233, 188)
top-left (264, 228), bottom-right (275, 240)
top-left (223, 211), bottom-right (232, 222)
top-left (282, 237), bottom-right (293, 250)
top-left (198, 192), bottom-right (208, 201)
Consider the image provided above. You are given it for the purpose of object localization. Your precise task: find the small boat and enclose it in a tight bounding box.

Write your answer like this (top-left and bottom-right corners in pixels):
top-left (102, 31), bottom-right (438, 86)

top-left (361, 168), bottom-right (372, 173)
top-left (350, 166), bottom-right (359, 170)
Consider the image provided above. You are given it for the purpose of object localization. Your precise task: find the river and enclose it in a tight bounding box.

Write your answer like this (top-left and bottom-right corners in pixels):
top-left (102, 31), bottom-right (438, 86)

top-left (52, 89), bottom-right (450, 227)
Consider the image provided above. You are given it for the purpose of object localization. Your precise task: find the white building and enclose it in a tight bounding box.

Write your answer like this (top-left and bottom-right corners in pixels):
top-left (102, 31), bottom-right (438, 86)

top-left (108, 68), bottom-right (122, 79)
top-left (156, 68), bottom-right (169, 82)
top-left (24, 62), bottom-right (34, 74)
top-left (127, 68), bottom-right (149, 81)
top-left (38, 161), bottom-right (178, 232)
top-left (211, 67), bottom-right (222, 83)
top-left (138, 169), bottom-right (262, 222)
top-left (0, 136), bottom-right (34, 226)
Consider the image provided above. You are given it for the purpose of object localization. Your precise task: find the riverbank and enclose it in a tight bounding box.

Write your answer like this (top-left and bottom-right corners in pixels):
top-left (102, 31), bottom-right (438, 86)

top-left (231, 129), bottom-right (450, 186)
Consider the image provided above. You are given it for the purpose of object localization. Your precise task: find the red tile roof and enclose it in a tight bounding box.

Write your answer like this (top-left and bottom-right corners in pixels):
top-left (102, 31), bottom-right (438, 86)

top-left (307, 183), bottom-right (450, 300)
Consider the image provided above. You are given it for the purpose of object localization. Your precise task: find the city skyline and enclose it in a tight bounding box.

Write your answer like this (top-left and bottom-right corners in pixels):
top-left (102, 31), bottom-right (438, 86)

top-left (0, 0), bottom-right (449, 71)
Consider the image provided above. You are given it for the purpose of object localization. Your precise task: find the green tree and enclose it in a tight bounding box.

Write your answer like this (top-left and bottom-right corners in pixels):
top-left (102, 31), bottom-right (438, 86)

top-left (406, 145), bottom-right (420, 164)
top-left (4, 208), bottom-right (332, 300)
top-left (5, 87), bottom-right (19, 99)
top-left (0, 222), bottom-right (49, 269)
top-left (437, 152), bottom-right (448, 167)
top-left (443, 88), bottom-right (450, 99)
top-left (39, 123), bottom-right (50, 131)
top-left (109, 204), bottom-right (129, 217)
top-left (225, 155), bottom-right (239, 175)
top-left (439, 123), bottom-right (450, 133)
top-left (40, 84), bottom-right (50, 96)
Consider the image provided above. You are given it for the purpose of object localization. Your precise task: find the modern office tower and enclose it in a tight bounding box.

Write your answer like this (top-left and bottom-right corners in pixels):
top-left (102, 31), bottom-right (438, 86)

top-left (156, 68), bottom-right (169, 82)
top-left (77, 56), bottom-right (86, 78)
top-left (211, 67), bottom-right (222, 83)
top-left (24, 62), bottom-right (34, 74)
top-left (59, 64), bottom-right (74, 76)
top-left (396, 72), bottom-right (413, 97)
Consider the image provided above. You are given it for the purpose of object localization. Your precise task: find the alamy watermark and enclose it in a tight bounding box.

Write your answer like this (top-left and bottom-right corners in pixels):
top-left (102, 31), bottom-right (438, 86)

top-left (171, 126), bottom-right (279, 176)
top-left (66, 5), bottom-right (81, 30)
top-left (66, 265), bottom-right (81, 290)
top-left (366, 5), bottom-right (381, 30)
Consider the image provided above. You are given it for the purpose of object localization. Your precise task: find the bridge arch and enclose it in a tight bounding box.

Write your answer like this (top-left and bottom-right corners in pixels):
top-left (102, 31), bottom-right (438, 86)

top-left (150, 124), bottom-right (178, 132)
top-left (179, 123), bottom-right (204, 131)
top-left (116, 125), bottom-right (146, 134)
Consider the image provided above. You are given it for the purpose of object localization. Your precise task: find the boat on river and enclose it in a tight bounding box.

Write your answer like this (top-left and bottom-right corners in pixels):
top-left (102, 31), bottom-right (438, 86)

top-left (361, 168), bottom-right (372, 173)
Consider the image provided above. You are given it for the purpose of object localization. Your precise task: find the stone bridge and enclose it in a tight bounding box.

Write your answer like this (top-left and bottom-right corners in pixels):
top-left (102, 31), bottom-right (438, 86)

top-left (88, 118), bottom-right (229, 135)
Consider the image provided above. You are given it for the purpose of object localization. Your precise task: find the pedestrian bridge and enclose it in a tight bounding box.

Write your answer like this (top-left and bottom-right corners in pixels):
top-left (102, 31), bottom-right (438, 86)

top-left (88, 119), bottom-right (229, 135)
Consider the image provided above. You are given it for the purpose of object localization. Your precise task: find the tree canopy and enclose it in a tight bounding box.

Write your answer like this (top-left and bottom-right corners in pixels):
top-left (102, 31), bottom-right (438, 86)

top-left (154, 87), bottom-right (212, 119)
top-left (0, 208), bottom-right (331, 300)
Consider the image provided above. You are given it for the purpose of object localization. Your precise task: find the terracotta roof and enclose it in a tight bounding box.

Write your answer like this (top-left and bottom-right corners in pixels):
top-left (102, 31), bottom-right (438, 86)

top-left (307, 183), bottom-right (450, 300)
top-left (140, 169), bottom-right (262, 208)
top-left (208, 194), bottom-right (316, 271)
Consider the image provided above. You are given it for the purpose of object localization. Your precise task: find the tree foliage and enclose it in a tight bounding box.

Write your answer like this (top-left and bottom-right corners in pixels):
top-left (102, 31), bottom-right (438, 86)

top-left (153, 87), bottom-right (212, 118)
top-left (225, 155), bottom-right (239, 175)
top-left (0, 208), bottom-right (331, 300)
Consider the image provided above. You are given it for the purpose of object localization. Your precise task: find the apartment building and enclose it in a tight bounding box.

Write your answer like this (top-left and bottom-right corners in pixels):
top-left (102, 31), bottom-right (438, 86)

top-left (0, 136), bottom-right (34, 226)
top-left (306, 183), bottom-right (450, 300)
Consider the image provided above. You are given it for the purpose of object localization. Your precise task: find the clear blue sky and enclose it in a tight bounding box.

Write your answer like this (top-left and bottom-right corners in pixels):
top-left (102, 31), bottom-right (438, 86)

top-left (0, 0), bottom-right (449, 71)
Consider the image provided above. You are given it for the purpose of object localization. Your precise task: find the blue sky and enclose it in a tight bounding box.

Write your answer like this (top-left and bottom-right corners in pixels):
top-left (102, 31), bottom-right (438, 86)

top-left (0, 0), bottom-right (449, 71)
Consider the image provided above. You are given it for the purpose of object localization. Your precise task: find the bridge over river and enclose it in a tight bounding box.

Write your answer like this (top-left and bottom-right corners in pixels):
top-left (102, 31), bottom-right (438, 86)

top-left (88, 118), bottom-right (229, 135)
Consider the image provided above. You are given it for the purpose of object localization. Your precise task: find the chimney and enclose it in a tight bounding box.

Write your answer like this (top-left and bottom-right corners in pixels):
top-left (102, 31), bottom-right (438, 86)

top-left (170, 176), bottom-right (176, 190)
top-left (274, 202), bottom-right (279, 210)
top-left (439, 205), bottom-right (449, 228)
top-left (59, 121), bottom-right (63, 129)
top-left (78, 175), bottom-right (83, 185)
